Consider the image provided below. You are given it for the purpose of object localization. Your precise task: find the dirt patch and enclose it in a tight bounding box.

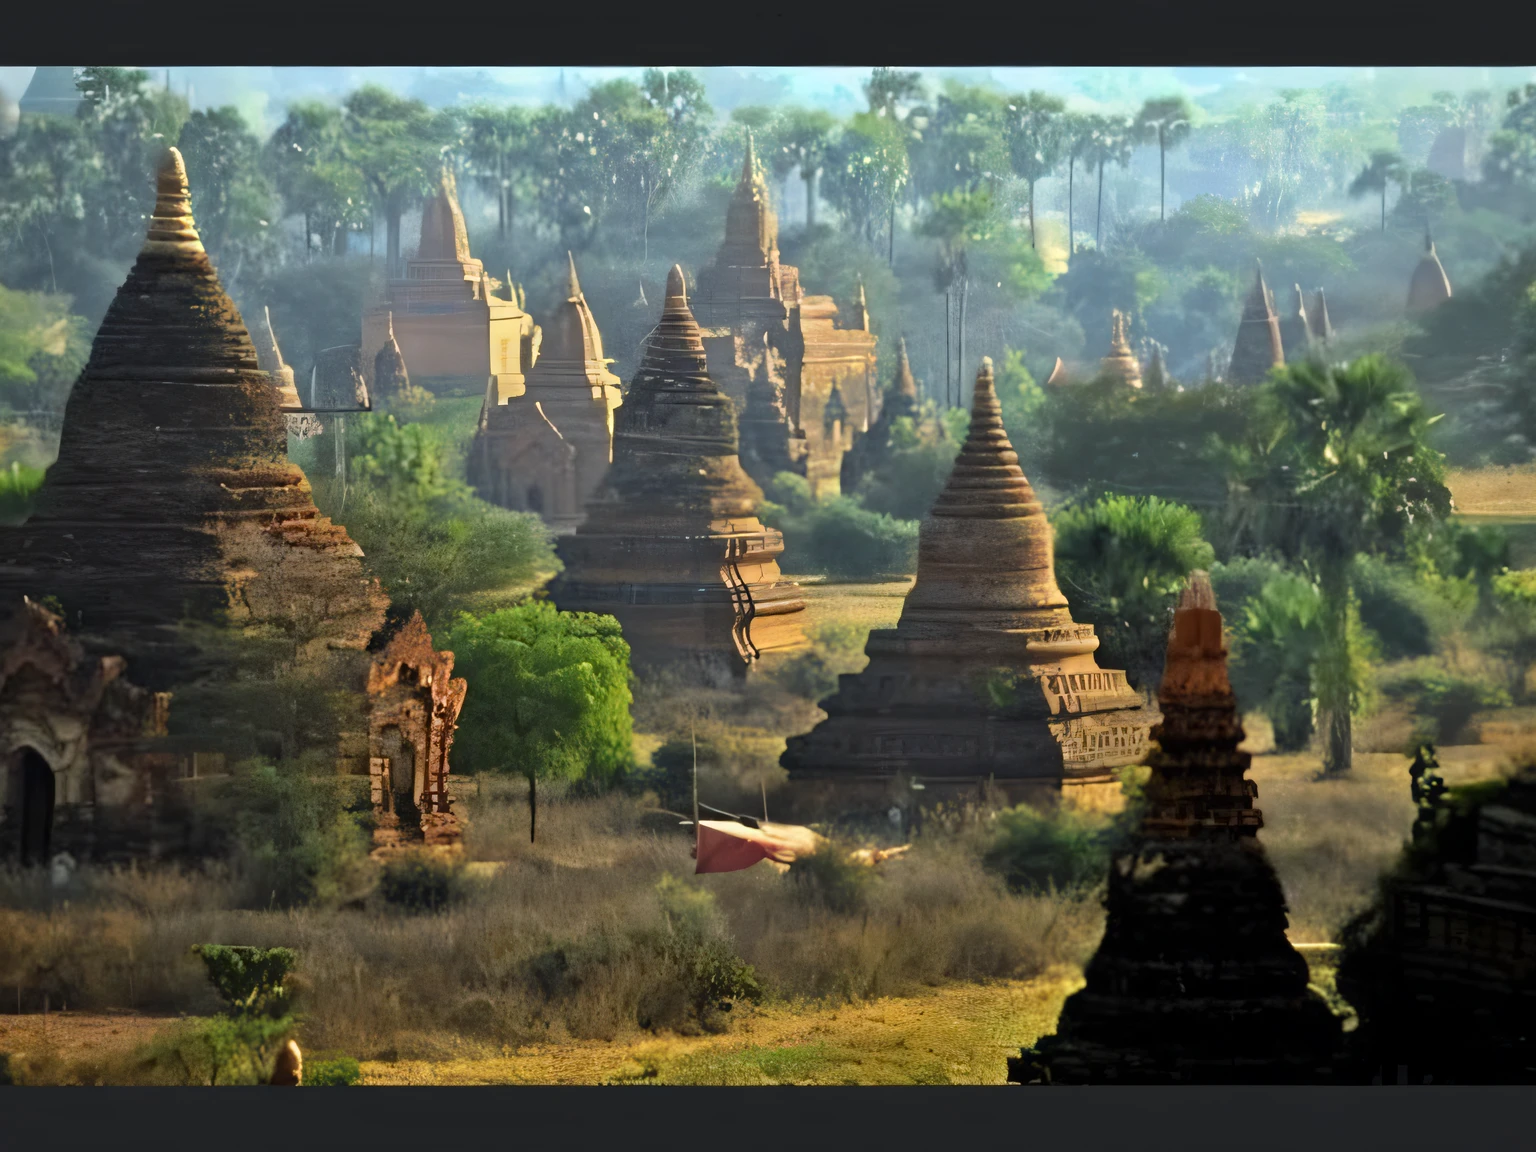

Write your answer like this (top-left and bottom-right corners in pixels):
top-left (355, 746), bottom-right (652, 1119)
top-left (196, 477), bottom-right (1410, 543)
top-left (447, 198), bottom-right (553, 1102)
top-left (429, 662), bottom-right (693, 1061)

top-left (0, 1011), bottom-right (183, 1066)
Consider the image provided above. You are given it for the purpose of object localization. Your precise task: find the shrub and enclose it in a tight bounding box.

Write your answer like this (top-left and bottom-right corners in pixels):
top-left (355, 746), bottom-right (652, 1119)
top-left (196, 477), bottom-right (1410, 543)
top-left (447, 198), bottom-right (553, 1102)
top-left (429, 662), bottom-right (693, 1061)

top-left (653, 875), bottom-right (763, 1027)
top-left (379, 853), bottom-right (467, 913)
top-left (760, 472), bottom-right (919, 580)
top-left (0, 460), bottom-right (44, 525)
top-left (1381, 661), bottom-right (1512, 745)
top-left (305, 1055), bottom-right (363, 1086)
top-left (787, 844), bottom-right (874, 915)
top-left (190, 944), bottom-right (297, 1017)
top-left (982, 804), bottom-right (1117, 893)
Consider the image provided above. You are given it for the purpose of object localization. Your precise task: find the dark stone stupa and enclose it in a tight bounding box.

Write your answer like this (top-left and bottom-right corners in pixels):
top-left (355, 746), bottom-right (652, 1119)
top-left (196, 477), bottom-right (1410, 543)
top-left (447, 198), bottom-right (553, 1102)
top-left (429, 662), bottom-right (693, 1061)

top-left (1014, 573), bottom-right (1342, 1084)
top-left (1227, 261), bottom-right (1285, 385)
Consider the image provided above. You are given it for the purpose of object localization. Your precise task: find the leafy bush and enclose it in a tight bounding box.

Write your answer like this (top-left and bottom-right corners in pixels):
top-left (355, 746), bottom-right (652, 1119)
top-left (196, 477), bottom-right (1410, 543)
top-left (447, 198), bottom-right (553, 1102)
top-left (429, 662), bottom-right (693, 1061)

top-left (982, 804), bottom-right (1117, 893)
top-left (305, 1055), bottom-right (363, 1086)
top-left (379, 852), bottom-right (466, 913)
top-left (1381, 661), bottom-right (1512, 745)
top-left (1230, 571), bottom-right (1325, 750)
top-left (186, 943), bottom-right (299, 1085)
top-left (761, 471), bottom-right (919, 580)
top-left (787, 843), bottom-right (874, 914)
top-left (190, 944), bottom-right (297, 1017)
top-left (654, 875), bottom-right (764, 1026)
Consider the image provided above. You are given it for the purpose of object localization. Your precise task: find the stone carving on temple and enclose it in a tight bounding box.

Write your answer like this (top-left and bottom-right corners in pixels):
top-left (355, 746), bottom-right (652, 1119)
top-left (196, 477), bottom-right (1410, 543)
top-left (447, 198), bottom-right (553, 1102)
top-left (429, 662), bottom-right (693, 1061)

top-left (1014, 572), bottom-right (1342, 1084)
top-left (468, 253), bottom-right (622, 534)
top-left (782, 358), bottom-right (1156, 813)
top-left (1227, 260), bottom-right (1286, 384)
top-left (360, 168), bottom-right (537, 398)
top-left (1407, 226), bottom-right (1453, 315)
top-left (366, 611), bottom-right (468, 854)
top-left (1099, 310), bottom-right (1143, 389)
top-left (0, 147), bottom-right (388, 862)
top-left (549, 265), bottom-right (807, 684)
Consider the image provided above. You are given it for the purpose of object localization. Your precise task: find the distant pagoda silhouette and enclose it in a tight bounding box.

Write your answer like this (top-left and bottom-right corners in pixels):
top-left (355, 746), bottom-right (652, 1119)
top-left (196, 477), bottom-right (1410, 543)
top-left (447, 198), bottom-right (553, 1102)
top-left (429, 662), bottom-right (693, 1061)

top-left (1227, 261), bottom-right (1285, 384)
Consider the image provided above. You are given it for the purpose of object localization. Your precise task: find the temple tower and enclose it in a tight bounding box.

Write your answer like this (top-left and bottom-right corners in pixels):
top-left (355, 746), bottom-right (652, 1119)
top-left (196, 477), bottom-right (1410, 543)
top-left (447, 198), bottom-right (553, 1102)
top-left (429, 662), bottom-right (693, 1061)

top-left (361, 169), bottom-right (537, 398)
top-left (1227, 261), bottom-right (1286, 384)
top-left (782, 358), bottom-right (1156, 813)
top-left (17, 67), bottom-right (83, 120)
top-left (693, 132), bottom-right (799, 333)
top-left (1407, 227), bottom-right (1453, 315)
top-left (1016, 573), bottom-right (1342, 1084)
top-left (1281, 284), bottom-right (1315, 360)
top-left (469, 253), bottom-right (622, 534)
top-left (739, 330), bottom-right (806, 489)
top-left (372, 313), bottom-right (411, 405)
top-left (840, 335), bottom-right (922, 493)
top-left (548, 266), bottom-right (807, 682)
top-left (1099, 310), bottom-right (1143, 388)
top-left (1306, 288), bottom-right (1333, 346)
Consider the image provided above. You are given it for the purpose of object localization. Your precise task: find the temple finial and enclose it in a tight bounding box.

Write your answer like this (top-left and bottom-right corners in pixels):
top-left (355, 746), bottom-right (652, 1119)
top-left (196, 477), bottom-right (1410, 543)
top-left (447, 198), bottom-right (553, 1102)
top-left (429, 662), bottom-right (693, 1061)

top-left (567, 250), bottom-right (582, 300)
top-left (665, 264), bottom-right (687, 307)
top-left (142, 146), bottom-right (204, 256)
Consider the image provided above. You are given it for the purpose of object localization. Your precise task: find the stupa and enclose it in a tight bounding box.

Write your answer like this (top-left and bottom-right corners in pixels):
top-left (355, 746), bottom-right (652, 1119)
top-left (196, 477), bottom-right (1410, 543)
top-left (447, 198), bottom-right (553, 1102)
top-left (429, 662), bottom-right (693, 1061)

top-left (1014, 573), bottom-right (1342, 1085)
top-left (1306, 288), bottom-right (1333, 346)
top-left (739, 331), bottom-right (806, 489)
top-left (17, 66), bottom-right (83, 120)
top-left (468, 253), bottom-right (622, 533)
top-left (1281, 284), bottom-right (1315, 359)
top-left (840, 336), bottom-right (922, 492)
top-left (251, 305), bottom-right (320, 441)
top-left (1407, 227), bottom-right (1453, 315)
top-left (693, 132), bottom-right (800, 334)
top-left (371, 313), bottom-right (411, 405)
top-left (1099, 310), bottom-right (1143, 388)
top-left (1227, 261), bottom-right (1285, 384)
top-left (0, 148), bottom-right (388, 861)
top-left (361, 169), bottom-right (537, 397)
top-left (548, 266), bottom-right (807, 682)
top-left (782, 358), bottom-right (1156, 812)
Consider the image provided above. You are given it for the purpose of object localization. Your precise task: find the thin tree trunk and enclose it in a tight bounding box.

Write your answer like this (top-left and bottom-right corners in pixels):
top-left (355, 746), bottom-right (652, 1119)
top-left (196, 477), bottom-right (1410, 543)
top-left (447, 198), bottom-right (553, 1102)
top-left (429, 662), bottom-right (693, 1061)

top-left (369, 211), bottom-right (375, 264)
top-left (805, 169), bottom-right (818, 230)
top-left (958, 267), bottom-right (968, 406)
top-left (1159, 128), bottom-right (1166, 221)
top-left (1067, 154), bottom-right (1075, 259)
top-left (1096, 159), bottom-right (1105, 248)
top-left (304, 211), bottom-right (311, 262)
top-left (1318, 563), bottom-right (1354, 776)
top-left (1028, 179), bottom-right (1036, 248)
top-left (944, 289), bottom-right (952, 408)
top-left (528, 772), bottom-right (537, 843)
top-left (889, 197), bottom-right (896, 267)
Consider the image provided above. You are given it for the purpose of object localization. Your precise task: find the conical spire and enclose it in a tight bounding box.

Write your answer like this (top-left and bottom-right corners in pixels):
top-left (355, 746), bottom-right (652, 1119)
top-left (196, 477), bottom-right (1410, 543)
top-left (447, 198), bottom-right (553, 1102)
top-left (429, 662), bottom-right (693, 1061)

top-left (142, 147), bottom-right (204, 257)
top-left (253, 304), bottom-right (301, 410)
top-left (566, 249), bottom-right (582, 300)
top-left (1408, 226), bottom-right (1453, 314)
top-left (1307, 288), bottom-right (1333, 343)
top-left (638, 265), bottom-right (710, 384)
top-left (373, 312), bottom-right (410, 402)
top-left (893, 337), bottom-right (917, 399)
top-left (1100, 309), bottom-right (1143, 388)
top-left (527, 252), bottom-right (617, 383)
top-left (928, 358), bottom-right (1039, 520)
top-left (1228, 260), bottom-right (1285, 384)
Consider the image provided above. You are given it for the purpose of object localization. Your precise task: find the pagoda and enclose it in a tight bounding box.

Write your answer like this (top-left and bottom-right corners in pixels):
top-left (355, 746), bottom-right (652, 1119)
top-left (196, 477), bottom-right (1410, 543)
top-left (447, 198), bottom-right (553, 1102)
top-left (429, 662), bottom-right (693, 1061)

top-left (548, 266), bottom-right (807, 682)
top-left (0, 148), bottom-right (389, 861)
top-left (1281, 284), bottom-right (1315, 360)
top-left (1227, 261), bottom-right (1285, 384)
top-left (361, 169), bottom-right (537, 397)
top-left (1099, 311), bottom-right (1143, 388)
top-left (1306, 288), bottom-right (1333, 346)
top-left (17, 67), bottom-right (83, 120)
top-left (1015, 572), bottom-right (1342, 1085)
top-left (781, 358), bottom-right (1156, 812)
top-left (371, 313), bottom-right (411, 406)
top-left (468, 253), bottom-right (622, 534)
top-left (739, 330), bottom-right (807, 489)
top-left (694, 132), bottom-right (801, 334)
top-left (840, 335), bottom-right (922, 492)
top-left (1407, 227), bottom-right (1453, 315)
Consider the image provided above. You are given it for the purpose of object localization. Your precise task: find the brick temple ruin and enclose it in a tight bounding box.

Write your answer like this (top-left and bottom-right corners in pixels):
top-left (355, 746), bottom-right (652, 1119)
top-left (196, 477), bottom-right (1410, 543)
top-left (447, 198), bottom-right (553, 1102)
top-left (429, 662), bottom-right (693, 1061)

top-left (361, 169), bottom-right (538, 397)
top-left (693, 136), bottom-right (878, 499)
top-left (781, 358), bottom-right (1156, 813)
top-left (549, 265), bottom-right (807, 683)
top-left (0, 148), bottom-right (463, 864)
top-left (1227, 261), bottom-right (1286, 384)
top-left (1015, 572), bottom-right (1342, 1084)
top-left (839, 336), bottom-right (923, 493)
top-left (467, 253), bottom-right (623, 532)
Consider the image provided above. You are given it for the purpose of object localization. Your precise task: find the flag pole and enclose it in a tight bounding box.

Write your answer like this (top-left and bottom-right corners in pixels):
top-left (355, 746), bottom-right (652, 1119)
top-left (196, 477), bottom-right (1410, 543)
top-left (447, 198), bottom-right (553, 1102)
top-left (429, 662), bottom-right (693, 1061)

top-left (691, 724), bottom-right (700, 864)
top-left (761, 776), bottom-right (769, 825)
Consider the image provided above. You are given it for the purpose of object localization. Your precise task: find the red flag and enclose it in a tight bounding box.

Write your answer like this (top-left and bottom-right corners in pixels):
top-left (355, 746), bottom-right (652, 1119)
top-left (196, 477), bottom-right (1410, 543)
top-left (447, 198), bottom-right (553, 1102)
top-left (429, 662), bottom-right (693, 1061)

top-left (693, 820), bottom-right (823, 875)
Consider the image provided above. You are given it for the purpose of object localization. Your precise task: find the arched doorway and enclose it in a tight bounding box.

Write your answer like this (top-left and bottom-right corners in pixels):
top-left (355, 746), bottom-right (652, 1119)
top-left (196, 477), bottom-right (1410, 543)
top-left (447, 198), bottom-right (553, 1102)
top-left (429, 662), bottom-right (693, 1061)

top-left (15, 747), bottom-right (54, 867)
top-left (378, 725), bottom-right (418, 822)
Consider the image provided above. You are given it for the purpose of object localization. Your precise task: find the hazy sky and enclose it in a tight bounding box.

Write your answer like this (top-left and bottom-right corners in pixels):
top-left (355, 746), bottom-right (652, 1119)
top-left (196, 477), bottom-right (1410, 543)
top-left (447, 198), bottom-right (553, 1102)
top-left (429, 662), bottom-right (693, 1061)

top-left (5, 65), bottom-right (1532, 137)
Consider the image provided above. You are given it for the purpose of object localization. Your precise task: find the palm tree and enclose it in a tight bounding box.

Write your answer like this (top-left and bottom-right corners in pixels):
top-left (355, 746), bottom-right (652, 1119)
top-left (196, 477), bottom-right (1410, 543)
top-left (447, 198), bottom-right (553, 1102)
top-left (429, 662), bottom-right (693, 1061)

top-left (1081, 115), bottom-right (1134, 249)
top-left (1224, 355), bottom-right (1452, 775)
top-left (463, 104), bottom-right (534, 241)
top-left (778, 107), bottom-right (837, 230)
top-left (1061, 113), bottom-right (1092, 259)
top-left (1134, 95), bottom-right (1195, 222)
top-left (1349, 149), bottom-right (1405, 232)
top-left (1005, 91), bottom-right (1066, 249)
top-left (920, 189), bottom-right (996, 408)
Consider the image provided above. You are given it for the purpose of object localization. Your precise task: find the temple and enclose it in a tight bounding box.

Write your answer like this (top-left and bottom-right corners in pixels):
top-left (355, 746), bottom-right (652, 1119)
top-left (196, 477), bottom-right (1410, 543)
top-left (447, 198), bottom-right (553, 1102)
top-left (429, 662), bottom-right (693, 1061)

top-left (1227, 261), bottom-right (1286, 384)
top-left (1099, 311), bottom-right (1143, 388)
top-left (17, 67), bottom-right (83, 120)
top-left (693, 138), bottom-right (878, 499)
top-left (361, 169), bottom-right (538, 397)
top-left (1407, 227), bottom-right (1453, 315)
top-left (1306, 288), bottom-right (1333, 346)
top-left (371, 314), bottom-right (411, 406)
top-left (0, 148), bottom-right (391, 862)
top-left (367, 612), bottom-right (468, 854)
top-left (548, 266), bottom-right (808, 683)
top-left (1281, 284), bottom-right (1315, 360)
top-left (739, 330), bottom-right (807, 489)
top-left (1016, 573), bottom-right (1342, 1084)
top-left (467, 253), bottom-right (622, 533)
top-left (839, 336), bottom-right (922, 492)
top-left (781, 358), bottom-right (1156, 812)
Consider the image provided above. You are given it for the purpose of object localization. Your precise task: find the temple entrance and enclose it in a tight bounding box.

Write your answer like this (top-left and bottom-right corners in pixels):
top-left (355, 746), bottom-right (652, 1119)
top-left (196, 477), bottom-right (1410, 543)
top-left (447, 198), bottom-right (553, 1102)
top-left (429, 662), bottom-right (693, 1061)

top-left (14, 747), bottom-right (55, 867)
top-left (379, 725), bottom-right (418, 820)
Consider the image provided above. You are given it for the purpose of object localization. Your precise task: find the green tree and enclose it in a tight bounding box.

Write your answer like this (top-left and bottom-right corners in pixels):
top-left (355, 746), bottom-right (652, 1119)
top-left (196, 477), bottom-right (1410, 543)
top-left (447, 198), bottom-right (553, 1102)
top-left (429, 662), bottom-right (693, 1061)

top-left (462, 104), bottom-right (536, 241)
top-left (920, 188), bottom-right (997, 407)
top-left (339, 86), bottom-right (448, 275)
top-left (176, 107), bottom-right (277, 284)
top-left (1134, 95), bottom-right (1195, 222)
top-left (1080, 114), bottom-right (1134, 249)
top-left (864, 68), bottom-right (924, 120)
top-left (1052, 494), bottom-right (1216, 692)
top-left (1060, 113), bottom-right (1094, 258)
top-left (267, 101), bottom-right (369, 261)
top-left (1005, 91), bottom-right (1066, 248)
top-left (824, 111), bottom-right (910, 262)
top-left (1224, 356), bottom-right (1453, 774)
top-left (776, 107), bottom-right (838, 230)
top-left (444, 601), bottom-right (633, 842)
top-left (1349, 149), bottom-right (1405, 233)
top-left (76, 68), bottom-right (191, 256)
